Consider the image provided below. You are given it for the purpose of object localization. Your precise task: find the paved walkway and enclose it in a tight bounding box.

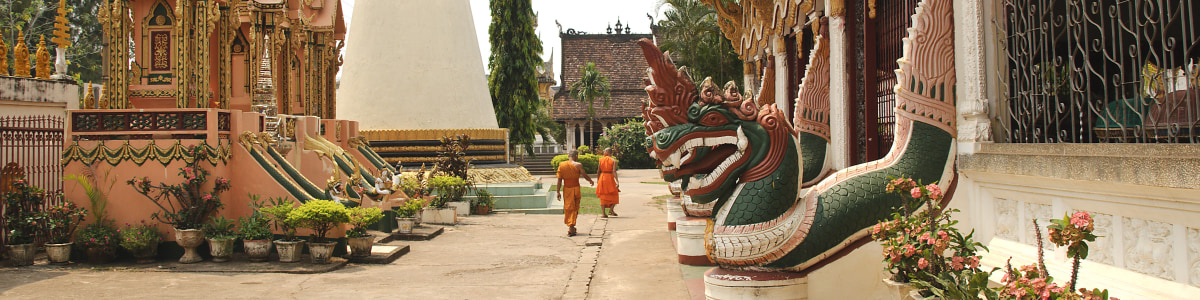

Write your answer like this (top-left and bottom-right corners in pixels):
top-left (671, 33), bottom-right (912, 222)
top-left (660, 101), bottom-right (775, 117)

top-left (0, 169), bottom-right (688, 299)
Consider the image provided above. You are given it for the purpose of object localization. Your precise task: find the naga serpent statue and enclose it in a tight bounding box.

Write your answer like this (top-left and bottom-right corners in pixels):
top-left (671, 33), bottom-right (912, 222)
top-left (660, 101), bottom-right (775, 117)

top-left (640, 0), bottom-right (957, 273)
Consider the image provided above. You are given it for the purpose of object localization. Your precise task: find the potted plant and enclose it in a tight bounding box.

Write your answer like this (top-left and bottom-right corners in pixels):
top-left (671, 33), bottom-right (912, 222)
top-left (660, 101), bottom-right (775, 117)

top-left (472, 189), bottom-right (495, 215)
top-left (425, 175), bottom-right (466, 225)
top-left (345, 207), bottom-right (384, 257)
top-left (127, 146), bottom-right (231, 263)
top-left (3, 178), bottom-right (45, 267)
top-left (203, 216), bottom-right (238, 262)
top-left (40, 200), bottom-right (88, 264)
top-left (119, 221), bottom-right (163, 263)
top-left (78, 223), bottom-right (119, 264)
top-left (238, 195), bottom-right (275, 262)
top-left (287, 200), bottom-right (349, 264)
top-left (871, 177), bottom-right (985, 299)
top-left (992, 212), bottom-right (1110, 299)
top-left (394, 199), bottom-right (424, 234)
top-left (260, 196), bottom-right (303, 263)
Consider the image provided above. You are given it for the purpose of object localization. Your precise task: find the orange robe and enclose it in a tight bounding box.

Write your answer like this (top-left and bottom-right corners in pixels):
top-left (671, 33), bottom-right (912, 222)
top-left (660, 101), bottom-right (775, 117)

top-left (557, 161), bottom-right (581, 226)
top-left (596, 156), bottom-right (619, 205)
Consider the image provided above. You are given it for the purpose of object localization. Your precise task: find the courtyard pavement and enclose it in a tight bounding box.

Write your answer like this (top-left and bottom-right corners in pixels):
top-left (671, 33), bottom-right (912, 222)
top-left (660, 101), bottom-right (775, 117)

top-left (0, 169), bottom-right (689, 300)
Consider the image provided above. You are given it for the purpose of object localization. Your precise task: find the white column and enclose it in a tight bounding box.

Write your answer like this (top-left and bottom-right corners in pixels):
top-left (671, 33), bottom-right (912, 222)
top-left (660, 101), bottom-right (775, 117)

top-left (566, 121), bottom-right (577, 150)
top-left (954, 0), bottom-right (992, 155)
top-left (773, 36), bottom-right (790, 114)
top-left (826, 5), bottom-right (851, 169)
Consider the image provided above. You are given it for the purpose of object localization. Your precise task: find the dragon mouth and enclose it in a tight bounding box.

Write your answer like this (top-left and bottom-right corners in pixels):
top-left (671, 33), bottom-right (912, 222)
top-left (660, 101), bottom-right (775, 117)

top-left (655, 127), bottom-right (749, 197)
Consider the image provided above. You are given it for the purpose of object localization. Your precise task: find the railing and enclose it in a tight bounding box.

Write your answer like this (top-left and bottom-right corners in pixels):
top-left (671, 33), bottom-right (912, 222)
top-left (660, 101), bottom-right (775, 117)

top-left (68, 109), bottom-right (233, 140)
top-left (999, 0), bottom-right (1200, 143)
top-left (1, 115), bottom-right (67, 248)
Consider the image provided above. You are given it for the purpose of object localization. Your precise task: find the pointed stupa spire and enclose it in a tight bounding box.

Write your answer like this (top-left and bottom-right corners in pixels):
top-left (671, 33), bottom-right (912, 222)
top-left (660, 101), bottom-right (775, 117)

top-left (253, 36), bottom-right (277, 117)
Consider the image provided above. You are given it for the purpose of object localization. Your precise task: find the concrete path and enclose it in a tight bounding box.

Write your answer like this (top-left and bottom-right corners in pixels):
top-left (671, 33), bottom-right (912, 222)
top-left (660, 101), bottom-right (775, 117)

top-left (0, 169), bottom-right (688, 299)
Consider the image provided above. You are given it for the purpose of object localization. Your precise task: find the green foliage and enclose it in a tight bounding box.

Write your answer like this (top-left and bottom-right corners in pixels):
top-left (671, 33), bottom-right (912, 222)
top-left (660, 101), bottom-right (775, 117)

top-left (427, 175), bottom-right (468, 208)
top-left (127, 145), bottom-right (231, 229)
top-left (551, 154), bottom-right (600, 174)
top-left (395, 199), bottom-right (425, 218)
top-left (873, 177), bottom-right (985, 287)
top-left (435, 134), bottom-right (473, 183)
top-left (78, 222), bottom-right (118, 249)
top-left (1, 0), bottom-right (104, 83)
top-left (41, 201), bottom-right (88, 244)
top-left (345, 207), bottom-right (383, 238)
top-left (258, 196), bottom-right (299, 241)
top-left (472, 189), bottom-right (495, 208)
top-left (237, 195), bottom-right (274, 240)
top-left (3, 178), bottom-right (49, 245)
top-left (203, 216), bottom-right (238, 240)
top-left (396, 174), bottom-right (425, 198)
top-left (118, 221), bottom-right (163, 253)
top-left (570, 62), bottom-right (611, 124)
top-left (576, 145), bottom-right (591, 155)
top-left (286, 200), bottom-right (349, 243)
top-left (487, 0), bottom-right (544, 146)
top-left (596, 119), bottom-right (655, 169)
top-left (64, 165), bottom-right (115, 224)
top-left (657, 0), bottom-right (743, 86)
top-left (912, 268), bottom-right (1000, 300)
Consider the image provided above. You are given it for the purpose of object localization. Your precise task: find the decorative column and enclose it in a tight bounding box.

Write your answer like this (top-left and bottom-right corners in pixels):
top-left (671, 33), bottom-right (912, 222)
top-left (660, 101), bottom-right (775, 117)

top-left (217, 3), bottom-right (233, 109)
top-left (51, 0), bottom-right (71, 80)
top-left (0, 30), bottom-right (7, 76)
top-left (825, 0), bottom-right (851, 169)
top-left (174, 0), bottom-right (220, 108)
top-left (35, 36), bottom-right (51, 79)
top-left (954, 0), bottom-right (992, 153)
top-left (101, 0), bottom-right (131, 108)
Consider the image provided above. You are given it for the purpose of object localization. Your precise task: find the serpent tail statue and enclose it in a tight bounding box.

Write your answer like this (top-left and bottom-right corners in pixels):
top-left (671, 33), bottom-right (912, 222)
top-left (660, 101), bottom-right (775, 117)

top-left (640, 0), bottom-right (957, 273)
top-left (793, 19), bottom-right (835, 187)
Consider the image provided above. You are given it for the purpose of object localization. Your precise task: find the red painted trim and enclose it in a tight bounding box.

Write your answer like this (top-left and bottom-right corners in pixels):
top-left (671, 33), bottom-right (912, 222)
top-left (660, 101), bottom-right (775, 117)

top-left (679, 254), bottom-right (716, 266)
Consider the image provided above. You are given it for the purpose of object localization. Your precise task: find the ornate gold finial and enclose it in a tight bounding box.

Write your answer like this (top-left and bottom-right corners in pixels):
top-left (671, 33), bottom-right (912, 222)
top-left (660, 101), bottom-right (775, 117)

top-left (97, 83), bottom-right (109, 109)
top-left (868, 0), bottom-right (877, 19)
top-left (0, 29), bottom-right (8, 76)
top-left (53, 0), bottom-right (71, 48)
top-left (36, 36), bottom-right (51, 79)
top-left (82, 82), bottom-right (94, 109)
top-left (13, 29), bottom-right (30, 77)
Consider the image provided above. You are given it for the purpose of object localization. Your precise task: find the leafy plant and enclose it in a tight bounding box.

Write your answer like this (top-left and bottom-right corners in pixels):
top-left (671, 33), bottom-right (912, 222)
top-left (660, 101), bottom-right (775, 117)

top-left (118, 221), bottom-right (163, 253)
top-left (472, 189), bottom-right (495, 208)
top-left (203, 216), bottom-right (238, 240)
top-left (237, 195), bottom-right (274, 241)
top-left (435, 134), bottom-right (473, 183)
top-left (127, 145), bottom-right (231, 229)
top-left (570, 62), bottom-right (611, 148)
top-left (286, 200), bottom-right (349, 243)
top-left (40, 201), bottom-right (88, 244)
top-left (64, 164), bottom-right (116, 224)
top-left (551, 154), bottom-right (600, 173)
top-left (487, 0), bottom-right (543, 147)
top-left (427, 175), bottom-right (468, 208)
top-left (396, 173), bottom-right (426, 198)
top-left (996, 213), bottom-right (1111, 299)
top-left (871, 177), bottom-right (986, 288)
top-left (3, 177), bottom-right (48, 245)
top-left (395, 199), bottom-right (425, 218)
top-left (258, 196), bottom-right (299, 241)
top-left (596, 119), bottom-right (655, 169)
top-left (345, 207), bottom-right (383, 238)
top-left (576, 145), bottom-right (591, 155)
top-left (78, 222), bottom-right (119, 249)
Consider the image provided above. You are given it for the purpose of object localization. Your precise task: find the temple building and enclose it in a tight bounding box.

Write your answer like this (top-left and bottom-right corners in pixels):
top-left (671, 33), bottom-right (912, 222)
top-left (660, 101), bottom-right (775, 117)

top-left (552, 20), bottom-right (654, 150)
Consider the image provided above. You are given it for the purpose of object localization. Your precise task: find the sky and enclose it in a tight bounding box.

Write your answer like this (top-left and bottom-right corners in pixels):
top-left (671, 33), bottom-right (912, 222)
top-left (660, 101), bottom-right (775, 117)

top-left (340, 0), bottom-right (666, 82)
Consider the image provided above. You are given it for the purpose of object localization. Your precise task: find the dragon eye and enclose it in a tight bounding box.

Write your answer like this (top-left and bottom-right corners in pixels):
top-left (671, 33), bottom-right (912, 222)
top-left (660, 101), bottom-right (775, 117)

top-left (698, 112), bottom-right (729, 127)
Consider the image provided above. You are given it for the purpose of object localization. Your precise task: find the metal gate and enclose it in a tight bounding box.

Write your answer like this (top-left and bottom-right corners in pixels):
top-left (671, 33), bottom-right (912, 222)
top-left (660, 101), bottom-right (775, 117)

top-left (863, 0), bottom-right (919, 160)
top-left (0, 115), bottom-right (66, 248)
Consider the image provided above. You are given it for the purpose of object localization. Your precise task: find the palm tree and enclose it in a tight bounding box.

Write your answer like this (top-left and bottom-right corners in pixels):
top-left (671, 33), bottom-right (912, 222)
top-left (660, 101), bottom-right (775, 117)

top-left (570, 62), bottom-right (611, 148)
top-left (656, 0), bottom-right (741, 86)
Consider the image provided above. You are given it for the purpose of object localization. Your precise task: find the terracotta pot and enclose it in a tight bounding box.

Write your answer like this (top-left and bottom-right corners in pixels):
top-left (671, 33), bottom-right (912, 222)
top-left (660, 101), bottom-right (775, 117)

top-left (348, 236), bottom-right (374, 257)
top-left (396, 217), bottom-right (416, 234)
top-left (473, 205), bottom-right (491, 215)
top-left (86, 246), bottom-right (115, 264)
top-left (174, 228), bottom-right (205, 264)
top-left (243, 240), bottom-right (273, 262)
top-left (132, 244), bottom-right (158, 264)
top-left (207, 238), bottom-right (236, 262)
top-left (7, 244), bottom-right (36, 266)
top-left (274, 240), bottom-right (305, 263)
top-left (307, 241), bottom-right (337, 264)
top-left (45, 242), bottom-right (73, 264)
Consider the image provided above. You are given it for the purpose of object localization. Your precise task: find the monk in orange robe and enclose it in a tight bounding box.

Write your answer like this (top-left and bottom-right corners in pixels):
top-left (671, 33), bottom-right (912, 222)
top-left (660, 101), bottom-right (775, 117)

top-left (596, 148), bottom-right (620, 217)
top-left (557, 150), bottom-right (593, 236)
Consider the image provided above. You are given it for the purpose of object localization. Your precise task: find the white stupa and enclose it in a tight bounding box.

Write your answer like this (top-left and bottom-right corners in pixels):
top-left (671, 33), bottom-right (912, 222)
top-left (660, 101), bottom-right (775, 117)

top-left (336, 0), bottom-right (498, 130)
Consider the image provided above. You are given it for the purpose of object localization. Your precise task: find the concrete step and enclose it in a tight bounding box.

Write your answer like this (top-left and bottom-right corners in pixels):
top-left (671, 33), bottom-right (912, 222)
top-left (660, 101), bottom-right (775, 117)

top-left (390, 225), bottom-right (446, 241)
top-left (346, 244), bottom-right (410, 264)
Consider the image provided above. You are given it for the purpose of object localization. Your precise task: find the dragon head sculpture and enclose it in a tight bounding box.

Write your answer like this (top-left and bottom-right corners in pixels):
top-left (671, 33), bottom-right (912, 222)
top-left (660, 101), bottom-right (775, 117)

top-left (639, 39), bottom-right (800, 214)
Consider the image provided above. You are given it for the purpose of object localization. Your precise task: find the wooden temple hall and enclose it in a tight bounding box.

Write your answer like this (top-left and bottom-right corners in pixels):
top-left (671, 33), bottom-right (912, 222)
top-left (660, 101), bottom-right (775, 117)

top-left (92, 0), bottom-right (344, 119)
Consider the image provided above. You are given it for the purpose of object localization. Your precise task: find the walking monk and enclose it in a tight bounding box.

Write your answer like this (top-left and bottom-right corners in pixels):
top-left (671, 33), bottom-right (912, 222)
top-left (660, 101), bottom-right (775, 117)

top-left (596, 148), bottom-right (620, 217)
top-left (557, 150), bottom-right (593, 236)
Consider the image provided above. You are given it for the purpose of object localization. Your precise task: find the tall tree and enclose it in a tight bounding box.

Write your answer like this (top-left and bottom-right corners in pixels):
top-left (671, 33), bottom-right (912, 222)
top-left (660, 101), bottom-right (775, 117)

top-left (487, 0), bottom-right (543, 148)
top-left (570, 62), bottom-right (610, 148)
top-left (1, 0), bottom-right (104, 83)
top-left (656, 0), bottom-right (741, 86)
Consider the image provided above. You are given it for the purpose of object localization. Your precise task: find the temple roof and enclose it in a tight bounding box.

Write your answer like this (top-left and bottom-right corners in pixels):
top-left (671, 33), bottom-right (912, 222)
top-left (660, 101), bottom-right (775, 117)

top-left (552, 33), bottom-right (654, 121)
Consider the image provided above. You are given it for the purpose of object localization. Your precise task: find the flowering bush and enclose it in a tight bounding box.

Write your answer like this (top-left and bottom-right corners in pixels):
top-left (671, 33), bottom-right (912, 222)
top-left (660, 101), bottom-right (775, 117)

top-left (871, 177), bottom-right (986, 289)
top-left (118, 221), bottom-right (163, 253)
top-left (127, 145), bottom-right (230, 229)
top-left (3, 178), bottom-right (50, 245)
top-left (40, 201), bottom-right (88, 244)
top-left (997, 212), bottom-right (1113, 300)
top-left (78, 223), bottom-right (119, 249)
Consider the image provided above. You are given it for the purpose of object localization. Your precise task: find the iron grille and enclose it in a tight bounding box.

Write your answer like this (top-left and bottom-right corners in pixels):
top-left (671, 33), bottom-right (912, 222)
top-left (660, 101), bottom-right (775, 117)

top-left (1000, 0), bottom-right (1200, 143)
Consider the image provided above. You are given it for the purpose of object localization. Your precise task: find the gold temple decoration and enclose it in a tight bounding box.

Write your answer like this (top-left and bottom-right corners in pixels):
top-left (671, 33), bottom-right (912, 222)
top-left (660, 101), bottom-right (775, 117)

top-left (35, 36), bottom-right (51, 79)
top-left (97, 83), bottom-right (109, 109)
top-left (82, 82), bottom-right (94, 109)
top-left (13, 30), bottom-right (30, 77)
top-left (868, 0), bottom-right (877, 19)
top-left (174, 0), bottom-right (222, 108)
top-left (0, 30), bottom-right (7, 76)
top-left (52, 0), bottom-right (71, 48)
top-left (99, 0), bottom-right (131, 109)
top-left (830, 0), bottom-right (845, 17)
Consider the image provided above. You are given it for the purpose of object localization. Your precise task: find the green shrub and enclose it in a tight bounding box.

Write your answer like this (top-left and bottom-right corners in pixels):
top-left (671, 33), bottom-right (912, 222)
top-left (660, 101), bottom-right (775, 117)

top-left (395, 199), bottom-right (425, 218)
top-left (238, 195), bottom-right (274, 240)
top-left (427, 175), bottom-right (468, 208)
top-left (346, 207), bottom-right (384, 238)
top-left (596, 119), bottom-right (655, 169)
top-left (287, 200), bottom-right (350, 243)
top-left (551, 154), bottom-right (600, 173)
top-left (472, 189), bottom-right (495, 208)
top-left (119, 221), bottom-right (163, 253)
top-left (258, 197), bottom-right (299, 241)
top-left (203, 216), bottom-right (238, 240)
top-left (576, 145), bottom-right (591, 155)
top-left (78, 223), bottom-right (119, 249)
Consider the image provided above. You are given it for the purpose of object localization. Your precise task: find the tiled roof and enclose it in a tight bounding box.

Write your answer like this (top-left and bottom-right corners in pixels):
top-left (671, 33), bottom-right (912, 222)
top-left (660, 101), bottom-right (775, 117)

top-left (553, 33), bottom-right (655, 121)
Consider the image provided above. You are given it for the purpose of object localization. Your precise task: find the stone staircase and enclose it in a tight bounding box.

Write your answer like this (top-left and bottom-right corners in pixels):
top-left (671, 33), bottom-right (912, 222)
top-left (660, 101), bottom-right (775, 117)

top-left (520, 153), bottom-right (560, 176)
top-left (466, 180), bottom-right (562, 214)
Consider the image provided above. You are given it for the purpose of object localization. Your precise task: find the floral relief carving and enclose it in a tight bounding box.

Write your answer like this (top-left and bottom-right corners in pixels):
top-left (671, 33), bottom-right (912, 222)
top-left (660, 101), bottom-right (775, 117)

top-left (1123, 217), bottom-right (1174, 281)
top-left (996, 198), bottom-right (1018, 240)
top-left (1025, 203), bottom-right (1052, 248)
top-left (1087, 211), bottom-right (1114, 265)
top-left (1188, 228), bottom-right (1200, 287)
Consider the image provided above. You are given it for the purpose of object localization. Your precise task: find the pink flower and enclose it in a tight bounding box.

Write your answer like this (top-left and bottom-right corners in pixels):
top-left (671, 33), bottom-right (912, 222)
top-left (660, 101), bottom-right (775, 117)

top-left (910, 187), bottom-right (923, 199)
top-left (925, 184), bottom-right (943, 200)
top-left (203, 194), bottom-right (213, 201)
top-left (1071, 211), bottom-right (1093, 228)
top-left (902, 244), bottom-right (916, 257)
top-left (950, 256), bottom-right (965, 271)
top-left (937, 230), bottom-right (948, 240)
top-left (917, 257), bottom-right (929, 269)
top-left (968, 256), bottom-right (980, 269)
top-left (918, 232), bottom-right (931, 244)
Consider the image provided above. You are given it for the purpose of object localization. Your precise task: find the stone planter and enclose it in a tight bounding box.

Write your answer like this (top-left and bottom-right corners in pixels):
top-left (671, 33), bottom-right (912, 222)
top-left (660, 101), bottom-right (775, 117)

top-left (86, 246), bottom-right (115, 264)
top-left (347, 236), bottom-right (374, 257)
top-left (422, 207), bottom-right (457, 225)
top-left (447, 201), bottom-right (470, 216)
top-left (414, 208), bottom-right (423, 227)
top-left (45, 242), bottom-right (73, 264)
top-left (207, 238), bottom-right (236, 262)
top-left (396, 217), bottom-right (416, 234)
top-left (7, 243), bottom-right (36, 266)
top-left (274, 240), bottom-right (305, 263)
top-left (307, 241), bottom-right (337, 264)
top-left (243, 240), bottom-right (273, 262)
top-left (132, 244), bottom-right (158, 264)
top-left (882, 277), bottom-right (937, 300)
top-left (174, 228), bottom-right (205, 264)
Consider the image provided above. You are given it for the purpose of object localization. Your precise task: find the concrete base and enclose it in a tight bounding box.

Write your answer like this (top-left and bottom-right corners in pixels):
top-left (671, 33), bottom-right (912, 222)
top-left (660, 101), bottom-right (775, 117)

top-left (346, 244), bottom-right (410, 264)
top-left (447, 201), bottom-right (470, 216)
top-left (703, 268), bottom-right (807, 300)
top-left (676, 216), bottom-right (714, 266)
top-left (666, 196), bottom-right (684, 231)
top-left (389, 225), bottom-right (445, 241)
top-left (422, 207), bottom-right (457, 225)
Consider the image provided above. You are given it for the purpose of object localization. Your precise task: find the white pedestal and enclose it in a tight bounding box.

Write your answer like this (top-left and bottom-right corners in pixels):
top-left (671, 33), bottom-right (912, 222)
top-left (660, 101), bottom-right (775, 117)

top-left (666, 196), bottom-right (684, 230)
top-left (421, 207), bottom-right (457, 225)
top-left (676, 216), bottom-right (714, 266)
top-left (704, 268), bottom-right (808, 300)
top-left (447, 201), bottom-right (470, 216)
